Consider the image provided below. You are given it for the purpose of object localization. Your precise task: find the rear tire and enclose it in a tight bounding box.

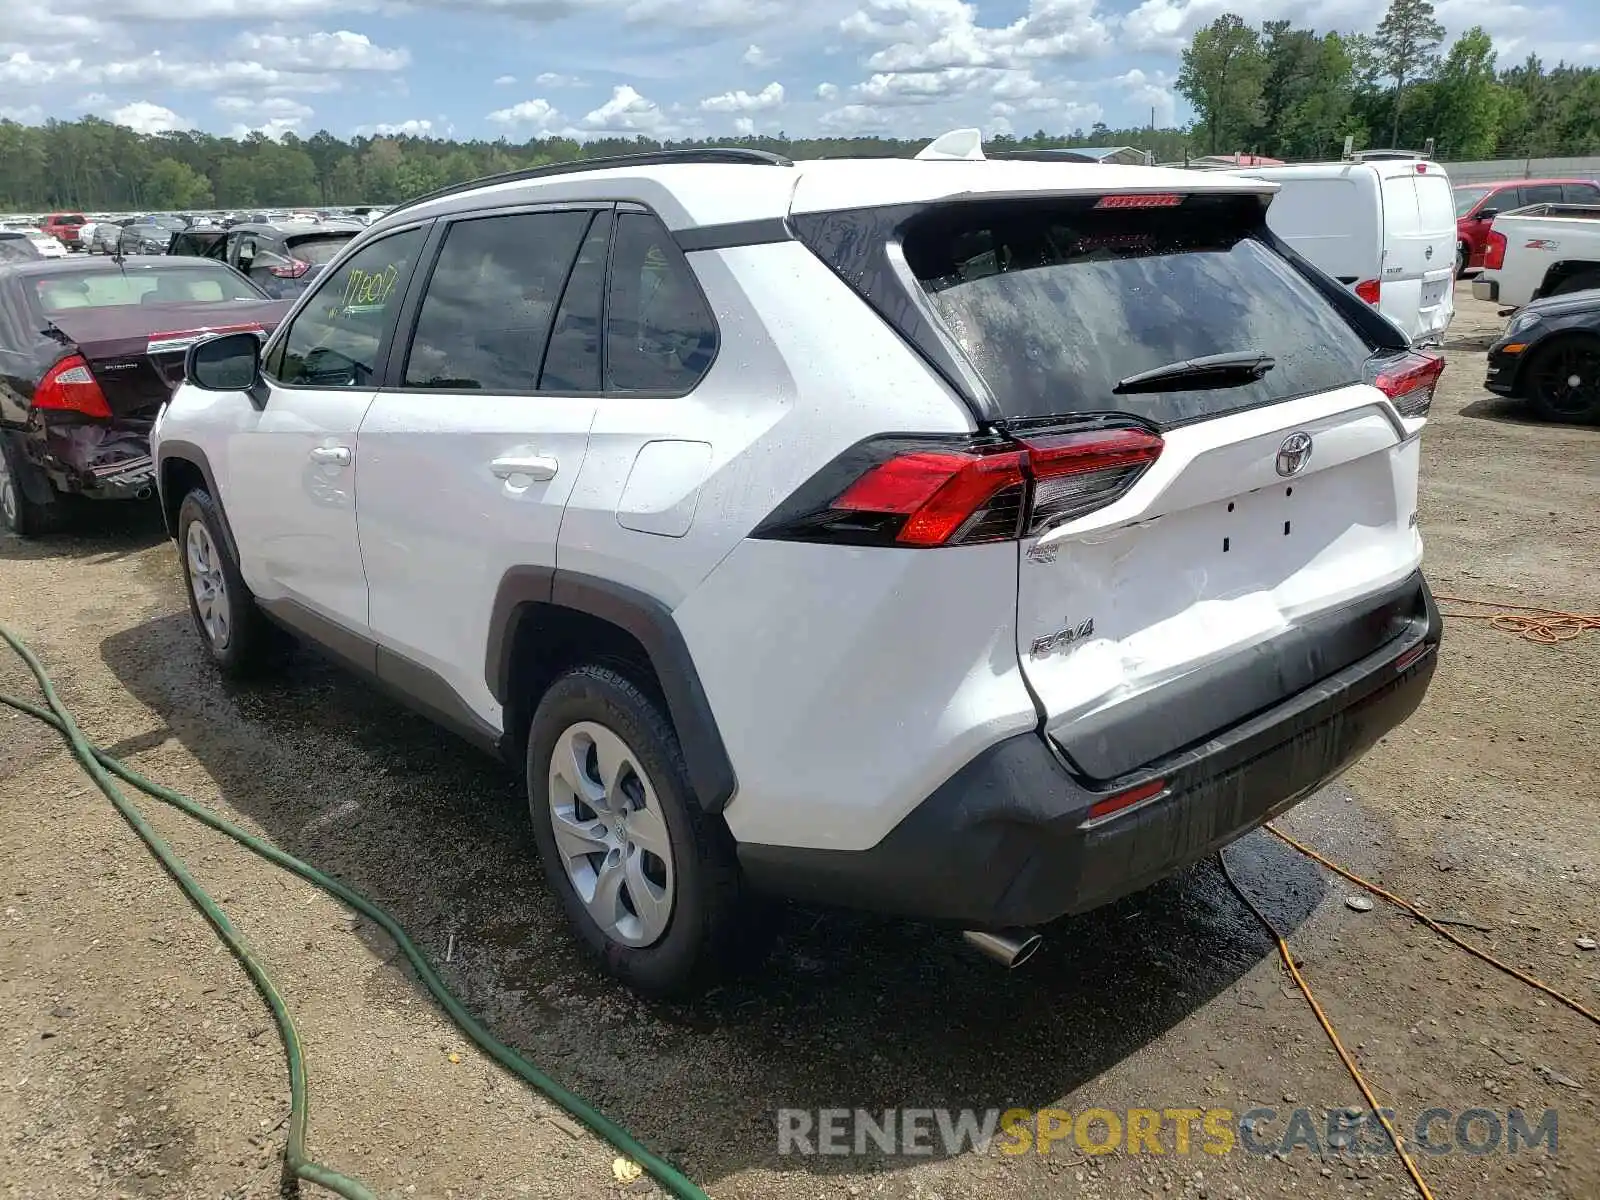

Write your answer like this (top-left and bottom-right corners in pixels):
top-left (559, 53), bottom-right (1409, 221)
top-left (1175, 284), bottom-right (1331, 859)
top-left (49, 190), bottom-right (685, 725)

top-left (0, 434), bottom-right (74, 537)
top-left (527, 664), bottom-right (766, 997)
top-left (177, 489), bottom-right (275, 676)
top-left (1455, 242), bottom-right (1469, 279)
top-left (1524, 334), bottom-right (1600, 424)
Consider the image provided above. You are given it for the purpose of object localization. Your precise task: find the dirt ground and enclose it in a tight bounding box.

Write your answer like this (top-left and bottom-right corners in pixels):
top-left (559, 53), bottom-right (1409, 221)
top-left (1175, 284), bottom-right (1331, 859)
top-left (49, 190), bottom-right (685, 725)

top-left (2, 282), bottom-right (1596, 1200)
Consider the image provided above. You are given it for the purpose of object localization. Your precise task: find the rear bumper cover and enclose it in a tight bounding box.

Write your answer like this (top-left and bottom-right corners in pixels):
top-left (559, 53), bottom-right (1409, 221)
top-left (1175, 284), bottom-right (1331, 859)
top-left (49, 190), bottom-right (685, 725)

top-left (36, 423), bottom-right (155, 499)
top-left (739, 574), bottom-right (1442, 928)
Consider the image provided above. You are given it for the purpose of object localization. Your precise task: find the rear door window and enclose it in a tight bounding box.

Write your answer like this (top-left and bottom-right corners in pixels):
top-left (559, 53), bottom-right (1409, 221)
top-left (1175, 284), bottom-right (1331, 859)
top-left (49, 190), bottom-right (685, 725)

top-left (1561, 183), bottom-right (1600, 204)
top-left (902, 195), bottom-right (1375, 427)
top-left (403, 209), bottom-right (592, 392)
top-left (1522, 183), bottom-right (1564, 206)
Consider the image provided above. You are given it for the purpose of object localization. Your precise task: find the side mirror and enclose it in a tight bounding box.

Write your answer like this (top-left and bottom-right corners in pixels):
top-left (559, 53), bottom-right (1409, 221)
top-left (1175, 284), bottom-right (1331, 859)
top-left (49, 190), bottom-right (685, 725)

top-left (186, 331), bottom-right (261, 392)
top-left (1476, 208), bottom-right (1499, 221)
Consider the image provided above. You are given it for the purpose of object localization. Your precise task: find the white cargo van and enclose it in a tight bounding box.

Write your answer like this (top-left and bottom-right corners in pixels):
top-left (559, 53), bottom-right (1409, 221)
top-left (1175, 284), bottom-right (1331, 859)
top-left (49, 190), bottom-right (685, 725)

top-left (1230, 159), bottom-right (1457, 345)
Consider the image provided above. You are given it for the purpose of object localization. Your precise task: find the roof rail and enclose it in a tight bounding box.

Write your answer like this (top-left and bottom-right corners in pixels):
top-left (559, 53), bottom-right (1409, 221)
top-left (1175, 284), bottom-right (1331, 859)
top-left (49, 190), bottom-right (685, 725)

top-left (386, 147), bottom-right (794, 219)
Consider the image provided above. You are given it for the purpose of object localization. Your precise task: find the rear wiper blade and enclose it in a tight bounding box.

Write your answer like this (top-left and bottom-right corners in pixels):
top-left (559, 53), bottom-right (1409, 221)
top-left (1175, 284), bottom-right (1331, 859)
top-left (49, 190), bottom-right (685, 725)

top-left (1113, 351), bottom-right (1276, 394)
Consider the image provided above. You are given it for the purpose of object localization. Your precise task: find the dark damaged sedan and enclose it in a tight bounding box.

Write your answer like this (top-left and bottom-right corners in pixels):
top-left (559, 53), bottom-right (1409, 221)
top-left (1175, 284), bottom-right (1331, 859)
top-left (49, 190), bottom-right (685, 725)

top-left (0, 257), bottom-right (291, 536)
top-left (1485, 287), bottom-right (1600, 424)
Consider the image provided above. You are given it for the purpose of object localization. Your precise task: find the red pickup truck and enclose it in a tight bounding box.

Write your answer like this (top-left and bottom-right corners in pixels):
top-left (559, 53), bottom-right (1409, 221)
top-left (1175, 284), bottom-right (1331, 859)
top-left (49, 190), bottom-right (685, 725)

top-left (1455, 179), bottom-right (1600, 275)
top-left (39, 212), bottom-right (88, 248)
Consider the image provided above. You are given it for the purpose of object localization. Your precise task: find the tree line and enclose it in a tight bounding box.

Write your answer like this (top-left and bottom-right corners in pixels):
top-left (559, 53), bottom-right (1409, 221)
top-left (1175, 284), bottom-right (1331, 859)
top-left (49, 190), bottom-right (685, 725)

top-left (1178, 0), bottom-right (1600, 161)
top-left (3, 0), bottom-right (1599, 214)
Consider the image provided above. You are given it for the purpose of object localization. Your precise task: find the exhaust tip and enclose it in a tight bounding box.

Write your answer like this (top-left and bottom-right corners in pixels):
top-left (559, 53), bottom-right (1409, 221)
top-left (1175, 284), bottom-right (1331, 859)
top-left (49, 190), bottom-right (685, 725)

top-left (963, 928), bottom-right (1043, 969)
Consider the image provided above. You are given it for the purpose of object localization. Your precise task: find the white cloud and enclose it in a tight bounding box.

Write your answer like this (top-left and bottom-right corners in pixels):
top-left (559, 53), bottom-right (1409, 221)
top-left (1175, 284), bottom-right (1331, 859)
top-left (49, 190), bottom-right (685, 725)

top-left (0, 103), bottom-right (44, 123)
top-left (215, 94), bottom-right (315, 119)
top-left (572, 83), bottom-right (671, 135)
top-left (0, 49), bottom-right (342, 94)
top-left (851, 66), bottom-right (1042, 106)
top-left (741, 43), bottom-right (772, 66)
top-left (816, 82), bottom-right (840, 100)
top-left (1114, 66), bottom-right (1176, 126)
top-left (733, 115), bottom-right (756, 135)
top-left (494, 74), bottom-right (516, 84)
top-left (486, 97), bottom-right (564, 130)
top-left (699, 80), bottom-right (784, 112)
top-left (371, 118), bottom-right (433, 135)
top-left (228, 118), bottom-right (302, 140)
top-left (841, 0), bottom-right (1115, 72)
top-left (233, 29), bottom-right (409, 72)
top-left (534, 71), bottom-right (582, 86)
top-left (819, 103), bottom-right (890, 133)
top-left (109, 99), bottom-right (189, 133)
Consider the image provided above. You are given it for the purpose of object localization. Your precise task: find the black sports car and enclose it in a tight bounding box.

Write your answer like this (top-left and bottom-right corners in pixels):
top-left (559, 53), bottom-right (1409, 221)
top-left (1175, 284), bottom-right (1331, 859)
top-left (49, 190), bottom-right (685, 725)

top-left (0, 257), bottom-right (292, 535)
top-left (1485, 288), bottom-right (1600, 423)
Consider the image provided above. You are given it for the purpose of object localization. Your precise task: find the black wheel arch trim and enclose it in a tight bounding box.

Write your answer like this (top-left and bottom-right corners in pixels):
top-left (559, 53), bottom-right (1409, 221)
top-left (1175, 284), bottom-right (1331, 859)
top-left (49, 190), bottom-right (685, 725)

top-left (155, 439), bottom-right (241, 564)
top-left (487, 568), bottom-right (738, 813)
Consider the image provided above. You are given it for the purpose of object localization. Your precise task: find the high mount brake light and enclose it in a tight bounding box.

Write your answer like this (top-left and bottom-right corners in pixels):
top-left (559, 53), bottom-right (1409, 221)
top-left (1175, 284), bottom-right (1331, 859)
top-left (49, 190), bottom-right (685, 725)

top-left (34, 354), bottom-right (112, 418)
top-left (1367, 350), bottom-right (1445, 419)
top-left (1094, 193), bottom-right (1184, 209)
top-left (755, 426), bottom-right (1165, 548)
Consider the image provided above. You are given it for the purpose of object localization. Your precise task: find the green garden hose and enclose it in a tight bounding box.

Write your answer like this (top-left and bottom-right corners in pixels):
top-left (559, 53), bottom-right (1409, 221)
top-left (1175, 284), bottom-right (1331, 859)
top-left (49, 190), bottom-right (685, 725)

top-left (0, 621), bottom-right (710, 1200)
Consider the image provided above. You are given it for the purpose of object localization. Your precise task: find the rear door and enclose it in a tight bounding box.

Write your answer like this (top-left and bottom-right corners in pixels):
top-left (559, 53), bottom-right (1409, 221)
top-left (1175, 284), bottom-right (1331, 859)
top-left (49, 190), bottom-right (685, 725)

top-left (1254, 172), bottom-right (1380, 292)
top-left (355, 204), bottom-right (606, 730)
top-left (1410, 167), bottom-right (1458, 343)
top-left (897, 193), bottom-right (1426, 781)
top-left (1377, 166), bottom-right (1454, 343)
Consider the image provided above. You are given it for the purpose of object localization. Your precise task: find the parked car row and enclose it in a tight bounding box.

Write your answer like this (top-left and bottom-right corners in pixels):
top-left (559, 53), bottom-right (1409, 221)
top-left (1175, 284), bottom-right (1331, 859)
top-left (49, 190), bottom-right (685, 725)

top-left (168, 220), bottom-right (364, 299)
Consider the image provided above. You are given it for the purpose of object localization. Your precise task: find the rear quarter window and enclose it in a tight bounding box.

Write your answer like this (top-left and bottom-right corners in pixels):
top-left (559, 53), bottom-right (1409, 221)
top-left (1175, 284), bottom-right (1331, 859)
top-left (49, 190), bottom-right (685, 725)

top-left (902, 195), bottom-right (1377, 427)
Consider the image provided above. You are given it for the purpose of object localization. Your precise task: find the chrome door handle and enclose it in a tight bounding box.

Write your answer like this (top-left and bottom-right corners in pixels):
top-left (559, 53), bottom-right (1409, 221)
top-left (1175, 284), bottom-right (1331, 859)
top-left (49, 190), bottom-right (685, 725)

top-left (490, 454), bottom-right (559, 482)
top-left (309, 445), bottom-right (351, 466)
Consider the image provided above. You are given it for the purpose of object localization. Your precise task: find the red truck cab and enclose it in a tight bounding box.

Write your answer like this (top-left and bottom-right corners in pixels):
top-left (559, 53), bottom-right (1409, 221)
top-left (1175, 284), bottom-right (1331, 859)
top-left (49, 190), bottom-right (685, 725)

top-left (39, 213), bottom-right (87, 248)
top-left (1455, 179), bottom-right (1600, 275)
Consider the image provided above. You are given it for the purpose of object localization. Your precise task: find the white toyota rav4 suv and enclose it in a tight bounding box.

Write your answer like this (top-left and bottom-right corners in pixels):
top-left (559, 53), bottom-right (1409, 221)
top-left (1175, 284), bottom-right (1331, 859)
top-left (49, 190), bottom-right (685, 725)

top-left (152, 146), bottom-right (1444, 996)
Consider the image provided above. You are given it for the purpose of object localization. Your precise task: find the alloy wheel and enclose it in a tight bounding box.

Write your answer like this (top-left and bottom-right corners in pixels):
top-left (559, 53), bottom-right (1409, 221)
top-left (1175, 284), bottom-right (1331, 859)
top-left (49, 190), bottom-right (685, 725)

top-left (0, 451), bottom-right (16, 530)
top-left (1531, 341), bottom-right (1600, 419)
top-left (185, 521), bottom-right (233, 649)
top-left (547, 721), bottom-right (675, 948)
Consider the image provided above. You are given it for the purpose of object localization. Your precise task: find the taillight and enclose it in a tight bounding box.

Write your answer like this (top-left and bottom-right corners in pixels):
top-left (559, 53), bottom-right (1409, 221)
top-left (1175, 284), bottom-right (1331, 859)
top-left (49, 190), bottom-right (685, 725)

top-left (34, 355), bottom-right (112, 418)
top-left (754, 425), bottom-right (1163, 548)
top-left (1354, 279), bottom-right (1381, 305)
top-left (1484, 230), bottom-right (1508, 271)
top-left (268, 259), bottom-right (310, 279)
top-left (1367, 350), bottom-right (1445, 419)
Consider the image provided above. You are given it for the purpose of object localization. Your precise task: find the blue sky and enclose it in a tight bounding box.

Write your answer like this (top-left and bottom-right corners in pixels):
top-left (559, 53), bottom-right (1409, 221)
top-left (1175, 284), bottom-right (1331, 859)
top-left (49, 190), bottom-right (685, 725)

top-left (1, 0), bottom-right (1596, 142)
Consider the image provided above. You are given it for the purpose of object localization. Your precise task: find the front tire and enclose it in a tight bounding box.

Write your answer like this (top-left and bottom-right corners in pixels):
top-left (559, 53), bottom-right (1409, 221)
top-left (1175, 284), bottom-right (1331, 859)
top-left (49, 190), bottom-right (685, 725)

top-left (177, 489), bottom-right (274, 676)
top-left (1524, 334), bottom-right (1600, 424)
top-left (527, 665), bottom-right (761, 997)
top-left (0, 434), bottom-right (73, 537)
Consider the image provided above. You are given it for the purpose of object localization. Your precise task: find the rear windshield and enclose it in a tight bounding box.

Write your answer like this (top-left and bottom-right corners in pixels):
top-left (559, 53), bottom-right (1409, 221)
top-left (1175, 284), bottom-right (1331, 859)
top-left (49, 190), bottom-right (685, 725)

top-left (286, 233), bottom-right (356, 265)
top-left (55, 214), bottom-right (86, 226)
top-left (903, 195), bottom-right (1375, 426)
top-left (30, 265), bottom-right (264, 313)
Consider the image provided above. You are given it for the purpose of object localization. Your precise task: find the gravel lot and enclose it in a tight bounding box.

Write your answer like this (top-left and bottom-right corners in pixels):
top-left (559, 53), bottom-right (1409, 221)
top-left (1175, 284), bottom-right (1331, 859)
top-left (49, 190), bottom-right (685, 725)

top-left (2, 283), bottom-right (1596, 1200)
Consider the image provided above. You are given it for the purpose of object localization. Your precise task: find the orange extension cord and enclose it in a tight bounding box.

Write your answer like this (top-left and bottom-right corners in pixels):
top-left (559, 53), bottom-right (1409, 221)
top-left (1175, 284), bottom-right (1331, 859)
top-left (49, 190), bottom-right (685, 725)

top-left (1222, 826), bottom-right (1599, 1200)
top-left (1435, 594), bottom-right (1600, 644)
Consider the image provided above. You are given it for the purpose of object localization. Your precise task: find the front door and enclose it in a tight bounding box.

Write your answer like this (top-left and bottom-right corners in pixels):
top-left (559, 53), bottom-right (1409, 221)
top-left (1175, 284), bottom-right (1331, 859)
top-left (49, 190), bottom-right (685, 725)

top-left (356, 205), bottom-right (610, 730)
top-left (224, 224), bottom-right (430, 640)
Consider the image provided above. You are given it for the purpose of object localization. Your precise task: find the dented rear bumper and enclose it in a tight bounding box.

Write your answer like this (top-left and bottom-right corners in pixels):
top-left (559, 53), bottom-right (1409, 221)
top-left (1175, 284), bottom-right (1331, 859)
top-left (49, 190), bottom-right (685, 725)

top-left (738, 573), bottom-right (1442, 928)
top-left (37, 421), bottom-right (156, 499)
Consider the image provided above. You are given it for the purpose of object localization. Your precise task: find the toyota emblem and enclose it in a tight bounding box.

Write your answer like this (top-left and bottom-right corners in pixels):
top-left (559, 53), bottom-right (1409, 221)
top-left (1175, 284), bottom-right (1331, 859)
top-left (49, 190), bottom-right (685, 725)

top-left (1275, 432), bottom-right (1313, 477)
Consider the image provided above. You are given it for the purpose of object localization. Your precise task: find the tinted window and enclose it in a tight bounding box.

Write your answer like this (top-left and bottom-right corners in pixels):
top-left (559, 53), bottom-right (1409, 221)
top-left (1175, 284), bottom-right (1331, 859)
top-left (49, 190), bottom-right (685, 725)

top-left (1454, 186), bottom-right (1491, 217)
top-left (269, 226), bottom-right (424, 389)
top-left (1493, 187), bottom-right (1525, 211)
top-left (604, 212), bottom-right (717, 392)
top-left (904, 195), bottom-right (1376, 427)
top-left (287, 233), bottom-right (357, 265)
top-left (30, 265), bottom-right (262, 312)
top-left (1561, 183), bottom-right (1600, 204)
top-left (403, 210), bottom-right (591, 391)
top-left (539, 212), bottom-right (609, 392)
top-left (1522, 184), bottom-right (1564, 206)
